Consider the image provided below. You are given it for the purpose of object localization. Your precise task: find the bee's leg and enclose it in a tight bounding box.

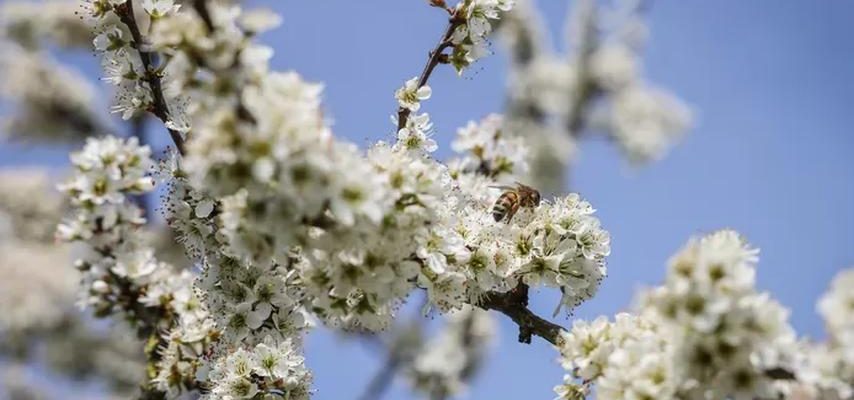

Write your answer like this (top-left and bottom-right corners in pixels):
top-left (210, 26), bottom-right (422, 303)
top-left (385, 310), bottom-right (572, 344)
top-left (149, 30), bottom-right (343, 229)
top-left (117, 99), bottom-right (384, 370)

top-left (505, 203), bottom-right (520, 224)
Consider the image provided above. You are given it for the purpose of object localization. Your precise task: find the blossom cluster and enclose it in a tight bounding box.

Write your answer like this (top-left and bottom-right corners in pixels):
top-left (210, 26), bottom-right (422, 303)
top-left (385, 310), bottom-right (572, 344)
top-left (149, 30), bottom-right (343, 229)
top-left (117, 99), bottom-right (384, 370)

top-left (65, 1), bottom-right (614, 397)
top-left (166, 9), bottom-right (440, 329)
top-left (160, 158), bottom-right (313, 399)
top-left (56, 136), bottom-right (217, 396)
top-left (0, 45), bottom-right (103, 142)
top-left (450, 113), bottom-right (529, 179)
top-left (430, 116), bottom-right (610, 314)
top-left (0, 167), bottom-right (148, 397)
top-left (448, 0), bottom-right (516, 74)
top-left (0, 0), bottom-right (91, 50)
top-left (0, 241), bottom-right (76, 336)
top-left (496, 0), bottom-right (691, 195)
top-left (107, 4), bottom-right (316, 396)
top-left (155, 0), bottom-right (607, 335)
top-left (554, 313), bottom-right (667, 400)
top-left (203, 335), bottom-right (311, 400)
top-left (576, 0), bottom-right (692, 163)
top-left (434, 185), bottom-right (610, 314)
top-left (795, 269), bottom-right (854, 400)
top-left (81, 0), bottom-right (186, 124)
top-left (555, 230), bottom-right (801, 400)
top-left (0, 168), bottom-right (64, 242)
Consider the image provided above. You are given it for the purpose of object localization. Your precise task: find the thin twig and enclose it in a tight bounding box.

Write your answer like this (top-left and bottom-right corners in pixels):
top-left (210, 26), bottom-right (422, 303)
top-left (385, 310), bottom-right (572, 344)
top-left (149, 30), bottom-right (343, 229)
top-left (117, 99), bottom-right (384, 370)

top-left (565, 0), bottom-right (600, 137)
top-left (46, 100), bottom-right (112, 138)
top-left (395, 12), bottom-right (464, 132)
top-left (115, 0), bottom-right (186, 154)
top-left (357, 355), bottom-right (402, 400)
top-left (129, 115), bottom-right (151, 216)
top-left (356, 294), bottom-right (429, 400)
top-left (192, 0), bottom-right (215, 32)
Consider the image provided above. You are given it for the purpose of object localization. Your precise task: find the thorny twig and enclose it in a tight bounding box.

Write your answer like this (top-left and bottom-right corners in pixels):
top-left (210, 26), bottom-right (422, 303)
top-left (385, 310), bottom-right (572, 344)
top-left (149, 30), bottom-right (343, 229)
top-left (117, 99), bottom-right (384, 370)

top-left (115, 0), bottom-right (186, 155)
top-left (395, 9), bottom-right (465, 132)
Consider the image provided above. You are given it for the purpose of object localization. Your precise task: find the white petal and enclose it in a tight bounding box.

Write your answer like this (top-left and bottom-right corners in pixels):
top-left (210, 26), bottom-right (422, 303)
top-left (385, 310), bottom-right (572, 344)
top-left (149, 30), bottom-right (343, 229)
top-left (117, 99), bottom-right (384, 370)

top-left (416, 85), bottom-right (432, 100)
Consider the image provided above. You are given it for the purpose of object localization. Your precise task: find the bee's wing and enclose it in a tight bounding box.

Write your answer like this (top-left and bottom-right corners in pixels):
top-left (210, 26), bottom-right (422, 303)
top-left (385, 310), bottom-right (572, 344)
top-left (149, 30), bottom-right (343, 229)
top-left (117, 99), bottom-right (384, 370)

top-left (514, 181), bottom-right (534, 191)
top-left (489, 184), bottom-right (516, 191)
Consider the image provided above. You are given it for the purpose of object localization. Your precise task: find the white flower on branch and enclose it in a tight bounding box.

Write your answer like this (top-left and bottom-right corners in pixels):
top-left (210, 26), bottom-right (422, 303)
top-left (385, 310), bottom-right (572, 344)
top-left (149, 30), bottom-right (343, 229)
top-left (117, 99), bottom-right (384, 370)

top-left (395, 112), bottom-right (438, 154)
top-left (447, 0), bottom-right (516, 74)
top-left (451, 114), bottom-right (530, 179)
top-left (141, 0), bottom-right (180, 19)
top-left (58, 136), bottom-right (218, 397)
top-left (203, 335), bottom-right (312, 400)
top-left (395, 77), bottom-right (432, 112)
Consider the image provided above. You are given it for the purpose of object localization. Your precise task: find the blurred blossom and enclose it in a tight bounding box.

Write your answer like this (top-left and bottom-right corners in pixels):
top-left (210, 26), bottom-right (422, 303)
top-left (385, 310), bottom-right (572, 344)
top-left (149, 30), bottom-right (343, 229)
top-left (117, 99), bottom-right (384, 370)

top-left (0, 241), bottom-right (76, 335)
top-left (0, 0), bottom-right (92, 50)
top-left (609, 84), bottom-right (692, 163)
top-left (0, 168), bottom-right (64, 242)
top-left (0, 166), bottom-right (144, 399)
top-left (0, 45), bottom-right (105, 142)
top-left (499, 0), bottom-right (692, 192)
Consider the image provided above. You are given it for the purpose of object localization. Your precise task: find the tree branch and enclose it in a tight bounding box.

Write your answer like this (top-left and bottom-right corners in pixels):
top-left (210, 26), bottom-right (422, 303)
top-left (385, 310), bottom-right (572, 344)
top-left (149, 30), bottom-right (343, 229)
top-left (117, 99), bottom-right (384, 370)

top-left (565, 1), bottom-right (600, 138)
top-left (115, 0), bottom-right (186, 155)
top-left (192, 0), bottom-right (215, 32)
top-left (357, 355), bottom-right (402, 400)
top-left (477, 284), bottom-right (565, 346)
top-left (128, 115), bottom-right (152, 217)
top-left (395, 12), bottom-right (464, 132)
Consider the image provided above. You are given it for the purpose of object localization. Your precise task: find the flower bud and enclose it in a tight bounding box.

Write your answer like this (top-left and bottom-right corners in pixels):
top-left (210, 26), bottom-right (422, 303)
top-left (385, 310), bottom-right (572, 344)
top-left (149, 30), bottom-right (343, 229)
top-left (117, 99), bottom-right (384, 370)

top-left (92, 280), bottom-right (110, 294)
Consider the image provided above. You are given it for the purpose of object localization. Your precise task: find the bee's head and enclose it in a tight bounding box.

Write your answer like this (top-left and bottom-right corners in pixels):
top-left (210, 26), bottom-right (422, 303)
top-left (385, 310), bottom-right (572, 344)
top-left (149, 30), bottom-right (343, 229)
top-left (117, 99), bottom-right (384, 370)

top-left (533, 190), bottom-right (541, 206)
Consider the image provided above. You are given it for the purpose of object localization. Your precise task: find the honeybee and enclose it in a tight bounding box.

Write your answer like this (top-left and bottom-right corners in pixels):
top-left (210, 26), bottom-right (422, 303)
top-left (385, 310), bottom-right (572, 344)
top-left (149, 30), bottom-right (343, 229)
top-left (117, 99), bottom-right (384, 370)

top-left (490, 182), bottom-right (541, 223)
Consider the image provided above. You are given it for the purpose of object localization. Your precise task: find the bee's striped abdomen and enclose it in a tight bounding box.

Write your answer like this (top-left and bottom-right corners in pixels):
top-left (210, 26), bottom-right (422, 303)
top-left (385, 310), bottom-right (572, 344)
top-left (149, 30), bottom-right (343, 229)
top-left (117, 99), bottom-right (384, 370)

top-left (492, 191), bottom-right (519, 222)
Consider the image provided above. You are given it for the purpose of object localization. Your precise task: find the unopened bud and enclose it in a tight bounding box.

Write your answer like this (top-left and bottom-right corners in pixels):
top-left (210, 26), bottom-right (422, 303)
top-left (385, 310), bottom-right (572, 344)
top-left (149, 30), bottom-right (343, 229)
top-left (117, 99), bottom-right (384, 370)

top-left (428, 0), bottom-right (447, 8)
top-left (92, 280), bottom-right (110, 294)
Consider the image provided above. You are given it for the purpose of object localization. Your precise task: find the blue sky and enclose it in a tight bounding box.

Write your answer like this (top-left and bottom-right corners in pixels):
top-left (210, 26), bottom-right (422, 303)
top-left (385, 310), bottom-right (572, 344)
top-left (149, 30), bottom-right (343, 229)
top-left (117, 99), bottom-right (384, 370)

top-left (2, 1), bottom-right (853, 399)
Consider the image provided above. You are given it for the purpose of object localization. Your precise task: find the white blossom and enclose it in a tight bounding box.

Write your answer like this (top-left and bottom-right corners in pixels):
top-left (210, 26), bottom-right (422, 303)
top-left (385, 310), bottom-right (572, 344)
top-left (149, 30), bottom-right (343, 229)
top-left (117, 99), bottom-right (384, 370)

top-left (141, 0), bottom-right (180, 19)
top-left (610, 84), bottom-right (691, 163)
top-left (395, 112), bottom-right (438, 154)
top-left (395, 77), bottom-right (432, 111)
top-left (447, 0), bottom-right (516, 74)
top-left (589, 44), bottom-right (638, 91)
top-left (203, 336), bottom-right (311, 400)
top-left (0, 242), bottom-right (76, 334)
